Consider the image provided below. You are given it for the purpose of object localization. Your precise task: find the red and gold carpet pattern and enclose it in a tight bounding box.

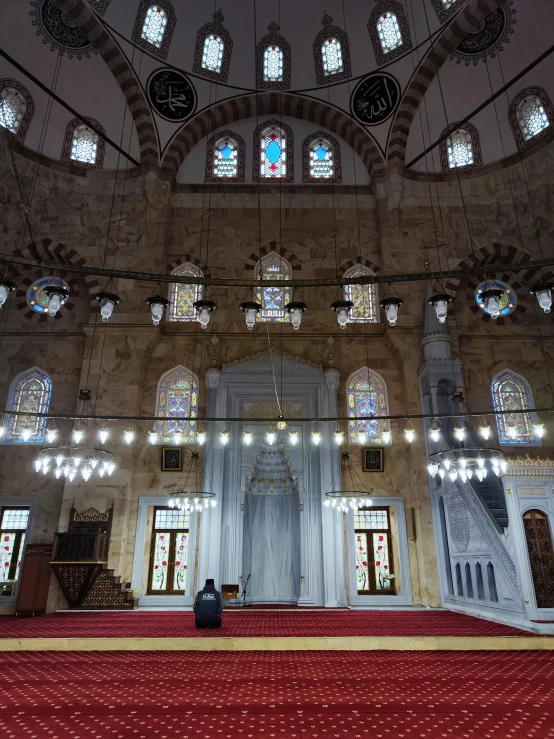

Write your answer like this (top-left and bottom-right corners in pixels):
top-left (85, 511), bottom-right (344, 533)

top-left (0, 650), bottom-right (552, 738)
top-left (0, 609), bottom-right (531, 639)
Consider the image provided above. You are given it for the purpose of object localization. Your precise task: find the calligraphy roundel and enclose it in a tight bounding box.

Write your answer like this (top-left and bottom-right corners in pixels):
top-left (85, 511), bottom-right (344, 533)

top-left (350, 72), bottom-right (400, 127)
top-left (147, 69), bottom-right (197, 123)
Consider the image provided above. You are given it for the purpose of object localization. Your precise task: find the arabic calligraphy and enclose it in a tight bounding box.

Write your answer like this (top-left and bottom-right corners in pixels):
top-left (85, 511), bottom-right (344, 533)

top-left (350, 73), bottom-right (400, 126)
top-left (147, 69), bottom-right (196, 122)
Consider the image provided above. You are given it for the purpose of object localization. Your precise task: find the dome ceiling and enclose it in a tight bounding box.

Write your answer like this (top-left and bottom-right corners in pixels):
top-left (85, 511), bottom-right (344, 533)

top-left (0, 0), bottom-right (552, 177)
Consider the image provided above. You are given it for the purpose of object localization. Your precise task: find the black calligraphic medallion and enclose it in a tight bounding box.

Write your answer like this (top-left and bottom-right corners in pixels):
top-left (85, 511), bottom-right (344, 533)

top-left (452, 5), bottom-right (515, 66)
top-left (350, 72), bottom-right (400, 127)
top-left (147, 69), bottom-right (196, 122)
top-left (30, 0), bottom-right (95, 59)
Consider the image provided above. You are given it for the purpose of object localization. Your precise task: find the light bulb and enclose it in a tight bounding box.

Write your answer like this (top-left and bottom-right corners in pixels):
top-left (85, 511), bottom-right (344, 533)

top-left (449, 469), bottom-right (458, 481)
top-left (427, 463), bottom-right (439, 476)
top-left (73, 428), bottom-right (85, 444)
top-left (334, 429), bottom-right (344, 445)
top-left (324, 499), bottom-right (331, 508)
top-left (34, 458), bottom-right (42, 472)
top-left (148, 430), bottom-right (158, 445)
top-left (357, 429), bottom-right (367, 445)
top-left (100, 297), bottom-right (115, 322)
top-left (21, 426), bottom-right (32, 442)
top-left (311, 429), bottom-right (321, 446)
top-left (337, 309), bottom-right (348, 329)
top-left (107, 462), bottom-right (115, 476)
top-left (54, 468), bottom-right (62, 479)
top-left (382, 429), bottom-right (392, 444)
top-left (438, 468), bottom-right (445, 479)
top-left (220, 428), bottom-right (230, 446)
top-left (198, 308), bottom-right (210, 329)
top-left (289, 429), bottom-right (299, 445)
top-left (477, 457), bottom-right (485, 468)
top-left (459, 457), bottom-right (468, 468)
top-left (98, 426), bottom-right (109, 444)
top-left (443, 458), bottom-right (452, 471)
top-left (454, 425), bottom-right (466, 441)
top-left (46, 428), bottom-right (57, 444)
top-left (459, 469), bottom-right (467, 483)
top-left (466, 468), bottom-right (473, 479)
top-left (245, 308), bottom-right (257, 331)
top-left (479, 422), bottom-right (491, 440)
top-left (197, 429), bottom-right (207, 446)
top-left (98, 467), bottom-right (105, 477)
top-left (211, 499), bottom-right (217, 508)
top-left (507, 424), bottom-right (518, 440)
top-left (90, 458), bottom-right (99, 469)
top-left (429, 423), bottom-right (441, 442)
top-left (290, 308), bottom-right (302, 330)
top-left (243, 429), bottom-right (253, 445)
top-left (384, 303), bottom-right (399, 326)
top-left (266, 428), bottom-right (277, 445)
top-left (48, 293), bottom-right (61, 317)
top-left (173, 430), bottom-right (182, 445)
top-left (82, 467), bottom-right (92, 481)
top-left (124, 428), bottom-right (135, 444)
top-left (533, 423), bottom-right (546, 439)
top-left (73, 456), bottom-right (82, 468)
top-left (404, 427), bottom-right (415, 443)
top-left (68, 469), bottom-right (76, 482)
top-left (55, 455), bottom-right (63, 467)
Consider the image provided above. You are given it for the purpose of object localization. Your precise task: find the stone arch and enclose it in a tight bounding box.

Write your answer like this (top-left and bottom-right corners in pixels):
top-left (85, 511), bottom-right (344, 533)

top-left (50, 0), bottom-right (159, 166)
top-left (337, 256), bottom-right (380, 276)
top-left (387, 0), bottom-right (507, 168)
top-left (244, 241), bottom-right (301, 273)
top-left (162, 91), bottom-right (385, 181)
top-left (166, 255), bottom-right (211, 278)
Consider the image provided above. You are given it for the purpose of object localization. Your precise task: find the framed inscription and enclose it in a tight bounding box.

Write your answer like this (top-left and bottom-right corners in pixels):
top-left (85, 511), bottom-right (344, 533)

top-left (350, 72), bottom-right (400, 126)
top-left (147, 68), bottom-right (196, 122)
top-left (363, 448), bottom-right (384, 472)
top-left (161, 447), bottom-right (183, 472)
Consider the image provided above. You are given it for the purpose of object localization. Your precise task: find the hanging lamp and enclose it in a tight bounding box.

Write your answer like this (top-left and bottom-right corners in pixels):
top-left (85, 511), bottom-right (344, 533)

top-left (285, 300), bottom-right (308, 330)
top-left (43, 283), bottom-right (70, 317)
top-left (146, 296), bottom-right (169, 326)
top-left (478, 287), bottom-right (504, 320)
top-left (0, 278), bottom-right (16, 308)
top-left (330, 299), bottom-right (353, 329)
top-left (194, 299), bottom-right (217, 329)
top-left (380, 296), bottom-right (403, 326)
top-left (530, 282), bottom-right (553, 314)
top-left (324, 452), bottom-right (373, 512)
top-left (239, 300), bottom-right (262, 331)
top-left (428, 420), bottom-right (441, 442)
top-left (96, 292), bottom-right (121, 323)
top-left (168, 451), bottom-right (217, 512)
top-left (428, 293), bottom-right (453, 324)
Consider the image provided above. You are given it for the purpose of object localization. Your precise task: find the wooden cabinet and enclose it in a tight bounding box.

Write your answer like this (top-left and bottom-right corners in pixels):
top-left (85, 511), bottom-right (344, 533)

top-left (16, 544), bottom-right (52, 616)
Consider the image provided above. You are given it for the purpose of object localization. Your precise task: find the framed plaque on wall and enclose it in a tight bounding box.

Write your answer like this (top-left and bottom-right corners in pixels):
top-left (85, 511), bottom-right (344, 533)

top-left (161, 447), bottom-right (183, 472)
top-left (362, 448), bottom-right (384, 472)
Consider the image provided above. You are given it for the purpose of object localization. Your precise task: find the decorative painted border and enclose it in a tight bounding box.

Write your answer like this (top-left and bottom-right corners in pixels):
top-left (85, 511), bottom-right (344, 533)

top-left (0, 79), bottom-right (35, 144)
top-left (60, 116), bottom-right (106, 169)
top-left (301, 131), bottom-right (342, 184)
top-left (244, 241), bottom-right (301, 272)
top-left (451, 3), bottom-right (516, 66)
top-left (256, 22), bottom-right (291, 91)
top-left (89, 0), bottom-right (110, 15)
top-left (368, 1), bottom-right (413, 67)
top-left (192, 11), bottom-right (233, 83)
top-left (313, 14), bottom-right (352, 87)
top-left (204, 129), bottom-right (245, 183)
top-left (439, 121), bottom-right (483, 172)
top-left (508, 86), bottom-right (554, 152)
top-left (30, 0), bottom-right (96, 59)
top-left (131, 0), bottom-right (177, 61)
top-left (430, 0), bottom-right (463, 24)
top-left (252, 117), bottom-right (294, 183)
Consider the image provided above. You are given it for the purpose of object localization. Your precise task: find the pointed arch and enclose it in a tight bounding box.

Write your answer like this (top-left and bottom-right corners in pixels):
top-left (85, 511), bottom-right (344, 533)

top-left (254, 251), bottom-right (292, 323)
top-left (0, 79), bottom-right (34, 144)
top-left (155, 365), bottom-right (199, 443)
top-left (491, 369), bottom-right (538, 445)
top-left (254, 118), bottom-right (294, 182)
top-left (192, 11), bottom-right (233, 83)
top-left (439, 122), bottom-right (482, 172)
top-left (205, 129), bottom-right (245, 182)
top-left (313, 14), bottom-right (351, 86)
top-left (508, 86), bottom-right (553, 151)
top-left (346, 367), bottom-right (390, 445)
top-left (368, 1), bottom-right (412, 66)
top-left (61, 117), bottom-right (106, 169)
top-left (343, 264), bottom-right (379, 324)
top-left (168, 263), bottom-right (204, 322)
top-left (132, 1), bottom-right (176, 59)
top-left (6, 367), bottom-right (52, 444)
top-left (302, 131), bottom-right (342, 183)
top-left (256, 22), bottom-right (291, 90)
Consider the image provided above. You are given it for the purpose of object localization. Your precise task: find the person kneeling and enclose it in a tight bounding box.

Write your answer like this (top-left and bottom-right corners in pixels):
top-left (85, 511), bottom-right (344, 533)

top-left (193, 578), bottom-right (223, 628)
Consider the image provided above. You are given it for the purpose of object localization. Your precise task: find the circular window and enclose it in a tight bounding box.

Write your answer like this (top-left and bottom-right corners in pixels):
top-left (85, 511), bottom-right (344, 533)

top-left (475, 280), bottom-right (517, 317)
top-left (26, 277), bottom-right (70, 314)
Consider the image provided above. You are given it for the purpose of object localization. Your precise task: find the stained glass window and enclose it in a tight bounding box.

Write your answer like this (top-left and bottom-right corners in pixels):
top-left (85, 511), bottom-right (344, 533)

top-left (442, 0), bottom-right (457, 7)
top-left (0, 507), bottom-right (29, 594)
top-left (168, 263), bottom-right (204, 322)
top-left (308, 137), bottom-right (334, 179)
top-left (517, 95), bottom-right (550, 141)
top-left (155, 366), bottom-right (199, 443)
top-left (0, 87), bottom-right (26, 135)
top-left (148, 507), bottom-right (190, 594)
top-left (141, 5), bottom-right (168, 48)
top-left (322, 37), bottom-right (343, 76)
top-left (255, 252), bottom-right (292, 323)
top-left (475, 280), bottom-right (517, 317)
top-left (202, 34), bottom-right (224, 73)
top-left (354, 507), bottom-right (394, 594)
top-left (71, 124), bottom-right (99, 165)
top-left (212, 136), bottom-right (239, 179)
top-left (343, 265), bottom-right (378, 323)
top-left (264, 45), bottom-right (283, 82)
top-left (377, 12), bottom-right (403, 54)
top-left (347, 367), bottom-right (389, 444)
top-left (6, 368), bottom-right (52, 444)
top-left (492, 370), bottom-right (537, 445)
top-left (26, 276), bottom-right (70, 315)
top-left (259, 125), bottom-right (287, 179)
top-left (447, 129), bottom-right (474, 168)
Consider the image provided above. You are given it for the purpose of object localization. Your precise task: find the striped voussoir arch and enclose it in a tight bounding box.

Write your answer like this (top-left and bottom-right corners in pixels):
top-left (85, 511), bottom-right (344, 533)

top-left (162, 92), bottom-right (385, 181)
top-left (245, 241), bottom-right (301, 272)
top-left (388, 0), bottom-right (508, 168)
top-left (337, 256), bottom-right (380, 276)
top-left (50, 0), bottom-right (159, 166)
top-left (166, 255), bottom-right (211, 277)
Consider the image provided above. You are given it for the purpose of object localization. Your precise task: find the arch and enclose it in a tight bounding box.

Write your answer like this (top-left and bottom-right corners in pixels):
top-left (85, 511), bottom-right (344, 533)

top-left (439, 122), bottom-right (482, 172)
top-left (368, 1), bottom-right (412, 66)
top-left (256, 22), bottom-right (291, 91)
top-left (244, 240), bottom-right (301, 274)
top-left (475, 562), bottom-right (485, 599)
top-left (455, 562), bottom-right (463, 596)
top-left (523, 509), bottom-right (554, 608)
top-left (162, 92), bottom-right (385, 182)
top-left (491, 369), bottom-right (538, 445)
top-left (132, 1), bottom-right (176, 59)
top-left (5, 367), bottom-right (52, 444)
top-left (254, 251), bottom-right (292, 324)
top-left (346, 367), bottom-right (391, 444)
top-left (313, 14), bottom-right (351, 86)
top-left (254, 118), bottom-right (293, 182)
top-left (168, 263), bottom-right (204, 322)
top-left (192, 10), bottom-right (232, 83)
top-left (487, 562), bottom-right (498, 601)
top-left (61, 117), bottom-right (106, 169)
top-left (465, 562), bottom-right (474, 599)
top-left (0, 79), bottom-right (35, 143)
top-left (155, 365), bottom-right (199, 443)
top-left (430, 0), bottom-right (462, 23)
top-left (508, 86), bottom-right (554, 151)
top-left (302, 131), bottom-right (342, 183)
top-left (205, 129), bottom-right (245, 182)
top-left (439, 497), bottom-right (454, 595)
top-left (343, 264), bottom-right (379, 324)
top-left (50, 0), bottom-right (159, 166)
top-left (387, 0), bottom-right (506, 167)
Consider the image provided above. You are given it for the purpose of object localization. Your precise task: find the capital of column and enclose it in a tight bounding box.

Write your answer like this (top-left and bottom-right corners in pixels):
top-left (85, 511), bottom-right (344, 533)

top-left (205, 368), bottom-right (222, 389)
top-left (324, 368), bottom-right (341, 390)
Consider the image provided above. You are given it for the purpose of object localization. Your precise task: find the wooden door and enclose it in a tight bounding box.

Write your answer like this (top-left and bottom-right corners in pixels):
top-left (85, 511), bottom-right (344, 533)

top-left (523, 510), bottom-right (554, 608)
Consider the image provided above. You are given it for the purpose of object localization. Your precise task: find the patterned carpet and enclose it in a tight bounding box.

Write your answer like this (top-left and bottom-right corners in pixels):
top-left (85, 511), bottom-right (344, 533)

top-left (0, 609), bottom-right (532, 638)
top-left (0, 650), bottom-right (552, 738)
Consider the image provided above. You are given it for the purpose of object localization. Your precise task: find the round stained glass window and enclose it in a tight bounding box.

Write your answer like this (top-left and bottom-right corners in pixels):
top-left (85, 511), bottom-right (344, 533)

top-left (475, 280), bottom-right (517, 317)
top-left (26, 277), bottom-right (70, 314)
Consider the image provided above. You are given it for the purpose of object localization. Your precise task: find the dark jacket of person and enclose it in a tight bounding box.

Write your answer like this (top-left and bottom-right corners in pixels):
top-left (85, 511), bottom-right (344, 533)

top-left (193, 584), bottom-right (223, 618)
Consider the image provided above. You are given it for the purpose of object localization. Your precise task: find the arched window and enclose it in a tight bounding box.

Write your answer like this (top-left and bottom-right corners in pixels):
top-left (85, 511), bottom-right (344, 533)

top-left (509, 87), bottom-right (554, 151)
top-left (205, 130), bottom-right (245, 182)
top-left (132, 1), bottom-right (176, 59)
top-left (439, 123), bottom-right (482, 172)
top-left (377, 13), bottom-right (403, 54)
top-left (368, 2), bottom-right (411, 65)
top-left (193, 11), bottom-right (233, 82)
top-left (254, 119), bottom-right (294, 182)
top-left (343, 265), bottom-right (378, 324)
top-left (302, 132), bottom-right (342, 183)
top-left (313, 14), bottom-right (351, 86)
top-left (0, 79), bottom-right (34, 143)
top-left (168, 263), bottom-right (204, 322)
top-left (6, 367), bottom-right (52, 444)
top-left (346, 367), bottom-right (390, 444)
top-left (256, 22), bottom-right (291, 90)
top-left (155, 366), bottom-right (199, 443)
top-left (491, 370), bottom-right (537, 445)
top-left (254, 252), bottom-right (292, 323)
top-left (61, 117), bottom-right (106, 169)
top-left (264, 46), bottom-right (283, 82)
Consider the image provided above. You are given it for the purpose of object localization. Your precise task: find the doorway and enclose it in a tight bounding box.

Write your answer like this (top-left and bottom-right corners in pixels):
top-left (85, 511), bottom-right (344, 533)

top-left (523, 509), bottom-right (554, 608)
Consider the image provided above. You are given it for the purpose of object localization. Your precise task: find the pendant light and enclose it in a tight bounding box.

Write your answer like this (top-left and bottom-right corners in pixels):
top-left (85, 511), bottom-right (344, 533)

top-left (148, 429), bottom-right (158, 444)
top-left (220, 423), bottom-right (230, 445)
top-left (404, 422), bottom-right (415, 443)
top-left (479, 419), bottom-right (492, 440)
top-left (478, 287), bottom-right (504, 320)
top-left (428, 420), bottom-right (441, 442)
top-left (428, 293), bottom-right (453, 324)
top-left (72, 423), bottom-right (85, 444)
top-left (381, 427), bottom-right (392, 445)
top-left (95, 292), bottom-right (121, 322)
top-left (123, 425), bottom-right (135, 444)
top-left (506, 423), bottom-right (518, 440)
top-left (45, 422), bottom-right (58, 444)
top-left (530, 282), bottom-right (553, 314)
top-left (98, 424), bottom-right (109, 444)
top-left (0, 278), bottom-right (16, 308)
top-left (330, 300), bottom-right (353, 329)
top-left (533, 421), bottom-right (546, 439)
top-left (276, 416), bottom-right (288, 430)
top-left (43, 283), bottom-right (70, 317)
top-left (453, 422), bottom-right (466, 441)
top-left (193, 299), bottom-right (217, 329)
top-left (334, 425), bottom-right (344, 445)
top-left (311, 426), bottom-right (321, 446)
top-left (243, 428), bottom-right (253, 445)
top-left (196, 424), bottom-right (207, 445)
top-left (380, 297), bottom-right (403, 327)
top-left (145, 296), bottom-right (169, 326)
top-left (288, 428), bottom-right (299, 445)
top-left (285, 301), bottom-right (308, 330)
top-left (239, 301), bottom-right (261, 331)
top-left (265, 426), bottom-right (277, 445)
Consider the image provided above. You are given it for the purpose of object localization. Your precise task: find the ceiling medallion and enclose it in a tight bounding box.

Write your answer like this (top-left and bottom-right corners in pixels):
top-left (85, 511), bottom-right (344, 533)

top-left (451, 3), bottom-right (516, 66)
top-left (30, 0), bottom-right (96, 59)
top-left (350, 72), bottom-right (400, 127)
top-left (147, 68), bottom-right (197, 122)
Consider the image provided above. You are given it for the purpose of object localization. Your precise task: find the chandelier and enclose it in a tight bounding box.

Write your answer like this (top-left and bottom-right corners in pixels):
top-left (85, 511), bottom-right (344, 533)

top-left (35, 446), bottom-right (115, 481)
top-left (427, 448), bottom-right (506, 482)
top-left (324, 451), bottom-right (373, 512)
top-left (167, 451), bottom-right (217, 512)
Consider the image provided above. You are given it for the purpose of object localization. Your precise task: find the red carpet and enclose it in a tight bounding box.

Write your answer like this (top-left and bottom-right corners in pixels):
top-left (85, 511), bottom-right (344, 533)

top-left (0, 650), bottom-right (552, 738)
top-left (0, 609), bottom-right (532, 638)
